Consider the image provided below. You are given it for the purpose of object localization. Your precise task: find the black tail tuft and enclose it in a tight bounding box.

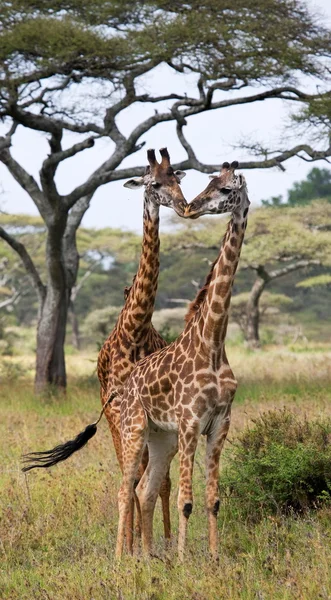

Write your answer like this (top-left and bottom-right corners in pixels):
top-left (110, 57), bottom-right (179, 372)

top-left (22, 422), bottom-right (98, 472)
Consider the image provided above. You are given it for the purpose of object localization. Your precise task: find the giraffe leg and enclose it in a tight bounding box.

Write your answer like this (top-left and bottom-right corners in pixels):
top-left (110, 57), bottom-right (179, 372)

top-left (116, 398), bottom-right (148, 560)
top-left (103, 397), bottom-right (138, 554)
top-left (134, 447), bottom-right (149, 542)
top-left (205, 407), bottom-right (232, 561)
top-left (136, 430), bottom-right (177, 555)
top-left (177, 421), bottom-right (199, 562)
top-left (159, 468), bottom-right (172, 543)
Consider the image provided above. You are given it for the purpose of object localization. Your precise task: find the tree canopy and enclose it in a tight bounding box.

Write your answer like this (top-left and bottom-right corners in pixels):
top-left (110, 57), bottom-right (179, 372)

top-left (1, 0), bottom-right (331, 177)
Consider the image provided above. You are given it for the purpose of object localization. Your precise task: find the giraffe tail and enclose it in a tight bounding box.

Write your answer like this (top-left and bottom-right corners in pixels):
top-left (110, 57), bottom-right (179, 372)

top-left (21, 390), bottom-right (118, 472)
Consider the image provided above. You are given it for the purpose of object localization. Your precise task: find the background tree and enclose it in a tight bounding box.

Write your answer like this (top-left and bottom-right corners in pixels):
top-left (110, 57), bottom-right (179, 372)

top-left (1, 0), bottom-right (331, 390)
top-left (262, 167), bottom-right (331, 206)
top-left (296, 273), bottom-right (331, 333)
top-left (0, 212), bottom-right (141, 348)
top-left (230, 291), bottom-right (293, 341)
top-left (169, 201), bottom-right (331, 347)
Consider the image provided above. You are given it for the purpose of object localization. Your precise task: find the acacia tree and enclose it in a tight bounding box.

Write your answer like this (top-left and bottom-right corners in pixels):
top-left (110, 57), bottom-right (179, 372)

top-left (170, 201), bottom-right (331, 347)
top-left (262, 167), bottom-right (331, 206)
top-left (0, 213), bottom-right (140, 347)
top-left (230, 291), bottom-right (293, 340)
top-left (1, 1), bottom-right (331, 390)
top-left (241, 202), bottom-right (331, 347)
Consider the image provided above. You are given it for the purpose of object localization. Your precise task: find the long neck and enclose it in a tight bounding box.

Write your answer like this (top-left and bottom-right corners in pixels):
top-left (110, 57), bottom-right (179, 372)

top-left (199, 205), bottom-right (248, 347)
top-left (119, 195), bottom-right (160, 341)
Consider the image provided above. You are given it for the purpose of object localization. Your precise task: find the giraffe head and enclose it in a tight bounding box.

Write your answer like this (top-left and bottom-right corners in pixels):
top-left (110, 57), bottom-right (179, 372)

top-left (185, 161), bottom-right (249, 219)
top-left (124, 148), bottom-right (187, 216)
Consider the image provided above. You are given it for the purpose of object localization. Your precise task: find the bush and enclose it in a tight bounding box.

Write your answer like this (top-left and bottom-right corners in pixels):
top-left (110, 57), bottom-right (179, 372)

top-left (220, 409), bottom-right (331, 519)
top-left (82, 306), bottom-right (121, 345)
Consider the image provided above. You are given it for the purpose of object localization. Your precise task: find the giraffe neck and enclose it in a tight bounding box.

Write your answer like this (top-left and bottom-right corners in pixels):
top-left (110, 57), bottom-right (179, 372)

top-left (199, 205), bottom-right (249, 348)
top-left (119, 194), bottom-right (160, 341)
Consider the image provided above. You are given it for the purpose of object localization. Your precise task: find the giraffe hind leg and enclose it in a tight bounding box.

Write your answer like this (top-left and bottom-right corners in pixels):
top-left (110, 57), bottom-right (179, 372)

top-left (116, 397), bottom-right (148, 559)
top-left (177, 421), bottom-right (200, 562)
top-left (205, 407), bottom-right (232, 561)
top-left (136, 430), bottom-right (178, 555)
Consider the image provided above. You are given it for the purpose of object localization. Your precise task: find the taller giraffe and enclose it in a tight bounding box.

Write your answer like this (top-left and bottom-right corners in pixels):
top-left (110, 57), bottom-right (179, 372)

top-left (97, 147), bottom-right (187, 551)
top-left (115, 161), bottom-right (249, 560)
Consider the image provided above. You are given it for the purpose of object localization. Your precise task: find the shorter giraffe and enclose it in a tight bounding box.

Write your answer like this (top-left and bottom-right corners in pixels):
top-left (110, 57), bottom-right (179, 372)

top-left (115, 161), bottom-right (249, 560)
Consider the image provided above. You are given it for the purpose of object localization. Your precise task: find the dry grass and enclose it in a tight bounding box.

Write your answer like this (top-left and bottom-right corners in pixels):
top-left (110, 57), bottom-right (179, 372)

top-left (1, 347), bottom-right (331, 599)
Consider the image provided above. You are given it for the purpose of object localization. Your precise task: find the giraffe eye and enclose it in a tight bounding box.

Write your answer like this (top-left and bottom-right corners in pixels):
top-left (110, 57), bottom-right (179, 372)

top-left (220, 187), bottom-right (231, 194)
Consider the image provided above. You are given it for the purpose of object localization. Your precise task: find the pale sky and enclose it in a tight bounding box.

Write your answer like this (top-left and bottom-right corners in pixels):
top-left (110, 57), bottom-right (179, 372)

top-left (1, 0), bottom-right (331, 233)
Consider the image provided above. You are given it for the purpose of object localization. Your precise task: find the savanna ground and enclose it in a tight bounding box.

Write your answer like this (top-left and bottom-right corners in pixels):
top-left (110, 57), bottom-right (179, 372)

top-left (1, 343), bottom-right (331, 600)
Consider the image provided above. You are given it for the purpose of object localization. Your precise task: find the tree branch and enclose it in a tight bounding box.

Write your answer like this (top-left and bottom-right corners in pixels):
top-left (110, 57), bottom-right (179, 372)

top-left (0, 288), bottom-right (21, 310)
top-left (50, 137), bottom-right (97, 165)
top-left (9, 105), bottom-right (104, 135)
top-left (0, 227), bottom-right (46, 305)
top-left (0, 147), bottom-right (48, 217)
top-left (71, 258), bottom-right (103, 303)
top-left (252, 260), bottom-right (321, 282)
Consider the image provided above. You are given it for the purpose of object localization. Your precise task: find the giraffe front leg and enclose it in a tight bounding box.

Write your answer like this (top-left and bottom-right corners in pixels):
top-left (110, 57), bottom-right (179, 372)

top-left (205, 407), bottom-right (232, 561)
top-left (177, 421), bottom-right (199, 562)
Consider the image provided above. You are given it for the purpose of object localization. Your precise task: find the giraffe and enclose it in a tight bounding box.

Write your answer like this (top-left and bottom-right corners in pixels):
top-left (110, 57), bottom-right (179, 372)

top-left (22, 148), bottom-right (187, 554)
top-left (97, 148), bottom-right (187, 552)
top-left (114, 161), bottom-right (250, 560)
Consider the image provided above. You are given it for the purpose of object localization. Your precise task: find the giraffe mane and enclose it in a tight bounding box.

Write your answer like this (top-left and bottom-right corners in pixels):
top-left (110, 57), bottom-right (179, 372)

top-left (184, 221), bottom-right (231, 323)
top-left (124, 275), bottom-right (137, 299)
top-left (184, 257), bottom-right (218, 323)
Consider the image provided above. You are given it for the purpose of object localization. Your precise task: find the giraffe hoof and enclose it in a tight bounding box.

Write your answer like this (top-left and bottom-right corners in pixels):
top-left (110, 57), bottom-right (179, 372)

top-left (183, 503), bottom-right (193, 518)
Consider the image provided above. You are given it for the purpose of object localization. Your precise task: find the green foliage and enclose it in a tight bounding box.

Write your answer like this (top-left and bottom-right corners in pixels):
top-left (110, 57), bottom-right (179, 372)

top-left (297, 273), bottom-right (331, 288)
top-left (293, 93), bottom-right (331, 134)
top-left (0, 358), bottom-right (27, 379)
top-left (220, 410), bottom-right (331, 518)
top-left (261, 194), bottom-right (283, 207)
top-left (1, 0), bottom-right (328, 86)
top-left (152, 307), bottom-right (187, 341)
top-left (232, 291), bottom-right (293, 310)
top-left (157, 324), bottom-right (178, 345)
top-left (82, 305), bottom-right (120, 344)
top-left (261, 168), bottom-right (331, 207)
top-left (288, 168), bottom-right (331, 205)
top-left (169, 201), bottom-right (331, 268)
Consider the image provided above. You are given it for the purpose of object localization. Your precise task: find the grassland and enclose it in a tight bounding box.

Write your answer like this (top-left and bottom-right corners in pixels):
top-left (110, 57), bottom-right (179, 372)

top-left (1, 345), bottom-right (331, 599)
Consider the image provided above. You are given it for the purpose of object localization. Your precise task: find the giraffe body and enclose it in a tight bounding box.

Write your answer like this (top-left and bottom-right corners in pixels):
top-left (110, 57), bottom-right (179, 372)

top-left (116, 162), bottom-right (249, 560)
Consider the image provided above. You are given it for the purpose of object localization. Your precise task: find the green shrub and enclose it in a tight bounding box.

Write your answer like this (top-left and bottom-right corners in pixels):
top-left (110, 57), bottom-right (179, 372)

top-left (0, 359), bottom-right (27, 380)
top-left (220, 409), bottom-right (331, 519)
top-left (82, 305), bottom-right (120, 345)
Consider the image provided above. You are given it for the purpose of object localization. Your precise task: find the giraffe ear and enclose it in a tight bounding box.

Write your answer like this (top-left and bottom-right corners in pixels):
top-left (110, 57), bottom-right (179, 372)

top-left (174, 170), bottom-right (186, 181)
top-left (123, 177), bottom-right (145, 189)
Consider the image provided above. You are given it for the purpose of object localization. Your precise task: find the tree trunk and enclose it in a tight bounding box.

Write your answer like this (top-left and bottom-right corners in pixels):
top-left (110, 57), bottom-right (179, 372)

top-left (35, 284), bottom-right (69, 392)
top-left (34, 220), bottom-right (69, 393)
top-left (245, 278), bottom-right (266, 349)
top-left (69, 300), bottom-right (80, 350)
